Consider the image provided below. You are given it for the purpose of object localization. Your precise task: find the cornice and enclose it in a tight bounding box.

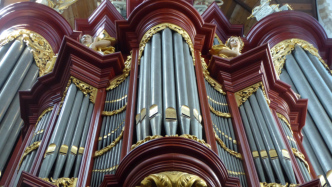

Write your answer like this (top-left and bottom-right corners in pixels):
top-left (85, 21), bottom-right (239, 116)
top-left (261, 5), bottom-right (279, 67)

top-left (75, 0), bottom-right (124, 37)
top-left (202, 2), bottom-right (243, 42)
top-left (208, 44), bottom-right (307, 133)
top-left (17, 172), bottom-right (56, 187)
top-left (101, 137), bottom-right (240, 187)
top-left (19, 36), bottom-right (125, 130)
top-left (0, 2), bottom-right (75, 53)
top-left (116, 0), bottom-right (216, 54)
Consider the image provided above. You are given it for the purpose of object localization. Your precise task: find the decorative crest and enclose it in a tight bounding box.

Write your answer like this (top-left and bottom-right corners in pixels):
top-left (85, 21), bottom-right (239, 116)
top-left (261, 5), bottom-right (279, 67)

top-left (271, 39), bottom-right (332, 76)
top-left (138, 171), bottom-right (207, 187)
top-left (41, 177), bottom-right (77, 187)
top-left (71, 77), bottom-right (98, 103)
top-left (0, 29), bottom-right (55, 77)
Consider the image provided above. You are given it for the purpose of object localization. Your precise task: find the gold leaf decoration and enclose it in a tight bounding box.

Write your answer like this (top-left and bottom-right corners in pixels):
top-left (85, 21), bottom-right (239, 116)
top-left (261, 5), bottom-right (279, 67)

top-left (0, 29), bottom-right (55, 77)
top-left (271, 38), bottom-right (332, 76)
top-left (107, 52), bottom-right (132, 91)
top-left (291, 148), bottom-right (310, 173)
top-left (18, 141), bottom-right (41, 169)
top-left (131, 134), bottom-right (211, 150)
top-left (94, 127), bottom-right (124, 157)
top-left (41, 177), bottom-right (77, 187)
top-left (138, 171), bottom-right (207, 187)
top-left (209, 104), bottom-right (231, 118)
top-left (277, 113), bottom-right (293, 134)
top-left (138, 23), bottom-right (195, 65)
top-left (35, 107), bottom-right (53, 127)
top-left (71, 76), bottom-right (98, 103)
top-left (234, 82), bottom-right (270, 107)
top-left (214, 132), bottom-right (242, 160)
top-left (102, 104), bottom-right (127, 116)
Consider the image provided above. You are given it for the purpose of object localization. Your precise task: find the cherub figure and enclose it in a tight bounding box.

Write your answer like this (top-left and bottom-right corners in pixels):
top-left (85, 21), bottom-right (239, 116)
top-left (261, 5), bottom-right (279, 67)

top-left (80, 31), bottom-right (116, 55)
top-left (209, 36), bottom-right (244, 59)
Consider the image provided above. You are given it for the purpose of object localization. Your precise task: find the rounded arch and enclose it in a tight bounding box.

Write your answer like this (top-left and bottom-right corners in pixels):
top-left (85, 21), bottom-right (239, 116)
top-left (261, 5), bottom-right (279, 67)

top-left (0, 2), bottom-right (74, 53)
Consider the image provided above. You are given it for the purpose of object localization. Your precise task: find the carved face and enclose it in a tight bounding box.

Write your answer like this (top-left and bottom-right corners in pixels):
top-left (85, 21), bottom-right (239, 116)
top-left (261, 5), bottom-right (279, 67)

top-left (81, 34), bottom-right (93, 45)
top-left (229, 37), bottom-right (240, 48)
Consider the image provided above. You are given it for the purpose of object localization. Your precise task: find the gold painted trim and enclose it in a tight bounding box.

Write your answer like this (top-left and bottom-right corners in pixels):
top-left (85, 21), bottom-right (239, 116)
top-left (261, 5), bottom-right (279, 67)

top-left (259, 182), bottom-right (291, 187)
top-left (59, 145), bottom-right (69, 155)
top-left (78, 147), bottom-right (84, 154)
top-left (317, 175), bottom-right (326, 186)
top-left (70, 146), bottom-right (78, 155)
top-left (18, 141), bottom-right (41, 169)
top-left (94, 127), bottom-right (124, 157)
top-left (271, 38), bottom-right (332, 76)
top-left (44, 143), bottom-right (56, 158)
top-left (138, 171), bottom-right (207, 187)
top-left (35, 107), bottom-right (53, 127)
top-left (71, 76), bottom-right (98, 103)
top-left (260, 150), bottom-right (268, 158)
top-left (213, 123), bottom-right (236, 145)
top-left (291, 148), bottom-right (310, 173)
top-left (234, 82), bottom-right (270, 107)
top-left (208, 96), bottom-right (228, 106)
top-left (138, 23), bottom-right (195, 65)
top-left (102, 104), bottom-right (127, 116)
top-left (107, 52), bottom-right (132, 91)
top-left (327, 170), bottom-right (332, 187)
top-left (282, 149), bottom-right (290, 159)
top-left (131, 135), bottom-right (163, 150)
top-left (0, 29), bottom-right (56, 77)
top-left (41, 177), bottom-right (77, 187)
top-left (215, 132), bottom-right (242, 159)
top-left (277, 113), bottom-right (293, 134)
top-left (252, 151), bottom-right (259, 158)
top-left (209, 104), bottom-right (232, 118)
top-left (269, 149), bottom-right (278, 159)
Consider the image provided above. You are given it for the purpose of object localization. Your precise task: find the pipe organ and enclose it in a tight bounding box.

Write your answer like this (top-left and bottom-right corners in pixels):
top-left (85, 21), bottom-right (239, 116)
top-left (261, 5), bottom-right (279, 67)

top-left (0, 1), bottom-right (331, 187)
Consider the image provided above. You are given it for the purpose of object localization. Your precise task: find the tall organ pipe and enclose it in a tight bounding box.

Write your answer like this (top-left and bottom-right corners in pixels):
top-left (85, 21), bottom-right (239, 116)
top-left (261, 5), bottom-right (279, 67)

top-left (39, 84), bottom-right (77, 178)
top-left (162, 28), bottom-right (177, 135)
top-left (149, 33), bottom-right (162, 136)
top-left (173, 32), bottom-right (190, 135)
top-left (183, 42), bottom-right (202, 139)
top-left (141, 42), bottom-right (151, 138)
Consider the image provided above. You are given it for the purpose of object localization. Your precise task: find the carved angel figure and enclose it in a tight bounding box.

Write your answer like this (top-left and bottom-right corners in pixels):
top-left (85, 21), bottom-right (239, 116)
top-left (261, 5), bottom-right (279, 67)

top-left (209, 36), bottom-right (244, 59)
top-left (80, 31), bottom-right (116, 55)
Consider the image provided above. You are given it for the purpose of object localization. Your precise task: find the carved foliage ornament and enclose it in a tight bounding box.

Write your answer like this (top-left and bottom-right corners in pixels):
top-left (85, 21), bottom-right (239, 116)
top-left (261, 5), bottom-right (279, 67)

top-left (271, 39), bottom-right (332, 76)
top-left (71, 76), bottom-right (98, 103)
top-left (138, 23), bottom-right (195, 65)
top-left (107, 52), bottom-right (132, 91)
top-left (18, 141), bottom-right (41, 169)
top-left (234, 82), bottom-right (270, 107)
top-left (138, 171), bottom-right (207, 187)
top-left (0, 29), bottom-right (55, 77)
top-left (41, 177), bottom-right (77, 187)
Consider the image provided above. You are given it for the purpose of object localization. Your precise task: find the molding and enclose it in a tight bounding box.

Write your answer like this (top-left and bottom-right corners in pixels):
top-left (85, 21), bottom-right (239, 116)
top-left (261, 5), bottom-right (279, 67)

top-left (18, 172), bottom-right (56, 187)
top-left (101, 137), bottom-right (240, 187)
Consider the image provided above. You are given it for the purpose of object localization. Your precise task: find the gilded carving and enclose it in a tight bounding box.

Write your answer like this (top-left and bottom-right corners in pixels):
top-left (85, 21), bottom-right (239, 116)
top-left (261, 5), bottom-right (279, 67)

top-left (234, 82), bottom-right (270, 107)
top-left (210, 36), bottom-right (244, 59)
top-left (131, 134), bottom-right (211, 150)
top-left (215, 132), bottom-right (242, 160)
top-left (138, 23), bottom-right (195, 65)
top-left (95, 127), bottom-right (124, 157)
top-left (71, 76), bottom-right (98, 103)
top-left (18, 141), bottom-right (41, 169)
top-left (138, 171), bottom-right (207, 187)
top-left (107, 52), bottom-right (132, 90)
top-left (102, 104), bottom-right (127, 116)
top-left (271, 38), bottom-right (332, 76)
top-left (41, 177), bottom-right (77, 187)
top-left (209, 104), bottom-right (231, 118)
top-left (35, 107), bottom-right (53, 127)
top-left (291, 148), bottom-right (310, 173)
top-left (277, 113), bottom-right (293, 134)
top-left (0, 29), bottom-right (55, 77)
top-left (259, 182), bottom-right (295, 187)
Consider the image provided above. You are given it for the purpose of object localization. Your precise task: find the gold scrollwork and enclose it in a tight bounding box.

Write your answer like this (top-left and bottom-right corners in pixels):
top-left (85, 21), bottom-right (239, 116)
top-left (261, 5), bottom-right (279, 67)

top-left (107, 52), bottom-right (132, 91)
top-left (291, 148), bottom-right (310, 173)
top-left (259, 182), bottom-right (297, 187)
top-left (0, 29), bottom-right (55, 77)
top-left (138, 23), bottom-right (195, 65)
top-left (138, 171), bottom-right (207, 187)
top-left (35, 107), bottom-right (53, 127)
top-left (94, 127), bottom-right (125, 157)
top-left (131, 135), bottom-right (163, 150)
top-left (179, 134), bottom-right (211, 149)
top-left (209, 104), bottom-right (231, 118)
top-left (41, 177), bottom-right (77, 187)
top-left (102, 104), bottom-right (127, 116)
top-left (18, 141), bottom-right (41, 169)
top-left (234, 82), bottom-right (270, 107)
top-left (215, 132), bottom-right (242, 160)
top-left (277, 113), bottom-right (293, 134)
top-left (271, 38), bottom-right (332, 76)
top-left (70, 76), bottom-right (98, 103)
